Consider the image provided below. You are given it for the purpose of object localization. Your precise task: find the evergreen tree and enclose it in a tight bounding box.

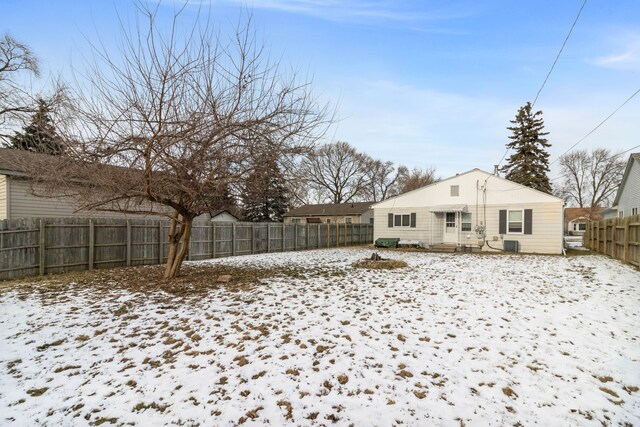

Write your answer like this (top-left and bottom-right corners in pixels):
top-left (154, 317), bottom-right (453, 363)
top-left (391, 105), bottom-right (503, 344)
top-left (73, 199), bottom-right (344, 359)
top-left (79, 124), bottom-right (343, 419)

top-left (10, 98), bottom-right (65, 155)
top-left (242, 159), bottom-right (289, 222)
top-left (501, 102), bottom-right (552, 193)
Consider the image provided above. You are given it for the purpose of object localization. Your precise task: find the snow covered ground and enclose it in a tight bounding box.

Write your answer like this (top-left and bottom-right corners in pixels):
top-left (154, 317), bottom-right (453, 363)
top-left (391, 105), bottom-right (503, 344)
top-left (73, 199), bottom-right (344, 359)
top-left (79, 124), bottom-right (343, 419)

top-left (1, 249), bottom-right (639, 426)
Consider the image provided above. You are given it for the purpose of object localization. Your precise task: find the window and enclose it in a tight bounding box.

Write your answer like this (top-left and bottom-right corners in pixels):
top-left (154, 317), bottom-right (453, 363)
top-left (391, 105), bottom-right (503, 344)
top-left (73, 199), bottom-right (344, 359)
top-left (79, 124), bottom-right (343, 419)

top-left (292, 218), bottom-right (301, 224)
top-left (633, 208), bottom-right (638, 216)
top-left (578, 223), bottom-right (586, 231)
top-left (394, 214), bottom-right (410, 227)
top-left (508, 210), bottom-right (523, 233)
top-left (326, 219), bottom-right (332, 224)
top-left (345, 217), bottom-right (352, 224)
top-left (461, 212), bottom-right (472, 231)
top-left (619, 211), bottom-right (624, 218)
top-left (450, 185), bottom-right (459, 197)
top-left (370, 218), bottom-right (374, 225)
top-left (388, 213), bottom-right (416, 227)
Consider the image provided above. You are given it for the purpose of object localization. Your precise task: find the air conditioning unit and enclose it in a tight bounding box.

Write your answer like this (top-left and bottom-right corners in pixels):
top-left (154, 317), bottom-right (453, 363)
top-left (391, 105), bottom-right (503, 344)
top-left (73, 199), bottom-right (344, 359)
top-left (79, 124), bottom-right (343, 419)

top-left (503, 240), bottom-right (519, 253)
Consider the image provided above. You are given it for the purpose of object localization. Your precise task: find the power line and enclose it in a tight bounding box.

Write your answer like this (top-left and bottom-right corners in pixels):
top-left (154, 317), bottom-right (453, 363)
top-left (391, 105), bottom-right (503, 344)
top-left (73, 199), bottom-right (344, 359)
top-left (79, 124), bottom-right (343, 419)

top-left (497, 0), bottom-right (587, 170)
top-left (550, 88), bottom-right (640, 165)
top-left (550, 143), bottom-right (640, 182)
top-left (532, 0), bottom-right (588, 108)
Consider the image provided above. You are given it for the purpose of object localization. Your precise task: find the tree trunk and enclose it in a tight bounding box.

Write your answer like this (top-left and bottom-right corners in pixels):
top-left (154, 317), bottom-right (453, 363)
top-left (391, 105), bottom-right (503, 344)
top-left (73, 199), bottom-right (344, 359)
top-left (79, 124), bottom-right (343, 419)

top-left (164, 213), bottom-right (193, 279)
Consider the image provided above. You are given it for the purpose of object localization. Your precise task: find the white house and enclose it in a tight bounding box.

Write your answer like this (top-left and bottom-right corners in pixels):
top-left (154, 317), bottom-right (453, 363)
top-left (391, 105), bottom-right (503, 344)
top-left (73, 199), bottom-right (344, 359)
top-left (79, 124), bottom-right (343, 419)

top-left (611, 153), bottom-right (640, 218)
top-left (371, 169), bottom-right (564, 254)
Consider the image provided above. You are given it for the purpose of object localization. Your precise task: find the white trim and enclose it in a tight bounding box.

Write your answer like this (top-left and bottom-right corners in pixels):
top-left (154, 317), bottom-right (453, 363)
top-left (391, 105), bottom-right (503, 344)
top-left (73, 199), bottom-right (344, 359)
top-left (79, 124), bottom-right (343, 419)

top-left (507, 209), bottom-right (524, 234)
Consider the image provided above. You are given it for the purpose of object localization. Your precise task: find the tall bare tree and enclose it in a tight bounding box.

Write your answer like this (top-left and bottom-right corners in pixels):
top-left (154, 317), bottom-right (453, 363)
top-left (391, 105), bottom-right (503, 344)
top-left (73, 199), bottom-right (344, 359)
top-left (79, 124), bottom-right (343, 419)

top-left (557, 148), bottom-right (625, 210)
top-left (364, 159), bottom-right (400, 202)
top-left (392, 166), bottom-right (438, 195)
top-left (28, 5), bottom-right (329, 278)
top-left (0, 33), bottom-right (64, 144)
top-left (298, 141), bottom-right (371, 204)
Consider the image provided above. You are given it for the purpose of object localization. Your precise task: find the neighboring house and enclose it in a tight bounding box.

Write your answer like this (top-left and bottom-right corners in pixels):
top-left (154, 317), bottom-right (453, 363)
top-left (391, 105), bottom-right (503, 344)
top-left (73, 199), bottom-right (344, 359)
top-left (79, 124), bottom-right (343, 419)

top-left (0, 148), bottom-right (214, 221)
top-left (564, 207), bottom-right (603, 235)
top-left (611, 153), bottom-right (640, 218)
top-left (601, 207), bottom-right (619, 220)
top-left (210, 209), bottom-right (239, 222)
top-left (283, 202), bottom-right (374, 224)
top-left (371, 168), bottom-right (564, 254)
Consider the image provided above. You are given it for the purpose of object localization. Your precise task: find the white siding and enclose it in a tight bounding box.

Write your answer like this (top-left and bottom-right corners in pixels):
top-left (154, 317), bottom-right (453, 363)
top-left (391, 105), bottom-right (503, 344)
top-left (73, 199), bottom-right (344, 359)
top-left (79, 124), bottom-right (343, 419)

top-left (211, 212), bottom-right (238, 222)
top-left (0, 175), bottom-right (7, 219)
top-left (618, 159), bottom-right (640, 217)
top-left (7, 178), bottom-right (191, 220)
top-left (372, 169), bottom-right (564, 254)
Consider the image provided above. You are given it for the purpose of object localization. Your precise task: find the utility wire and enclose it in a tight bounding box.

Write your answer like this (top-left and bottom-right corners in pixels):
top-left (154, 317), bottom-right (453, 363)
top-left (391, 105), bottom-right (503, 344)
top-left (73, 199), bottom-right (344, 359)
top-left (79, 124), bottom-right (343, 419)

top-left (550, 88), bottom-right (640, 166)
top-left (550, 143), bottom-right (640, 182)
top-left (532, 0), bottom-right (588, 108)
top-left (497, 0), bottom-right (587, 170)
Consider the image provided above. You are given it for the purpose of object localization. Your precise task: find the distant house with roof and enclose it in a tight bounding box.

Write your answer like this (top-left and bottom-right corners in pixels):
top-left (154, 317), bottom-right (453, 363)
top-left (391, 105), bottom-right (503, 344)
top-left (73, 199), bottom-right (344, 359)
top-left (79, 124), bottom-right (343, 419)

top-left (282, 202), bottom-right (373, 224)
top-left (371, 168), bottom-right (564, 254)
top-left (610, 153), bottom-right (640, 218)
top-left (564, 207), bottom-right (603, 235)
top-left (0, 148), bottom-right (215, 221)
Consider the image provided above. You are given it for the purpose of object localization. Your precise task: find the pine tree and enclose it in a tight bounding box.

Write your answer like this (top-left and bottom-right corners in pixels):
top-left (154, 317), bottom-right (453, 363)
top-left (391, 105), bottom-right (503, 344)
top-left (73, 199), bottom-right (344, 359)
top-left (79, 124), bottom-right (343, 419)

top-left (10, 99), bottom-right (65, 155)
top-left (501, 102), bottom-right (552, 193)
top-left (242, 159), bottom-right (289, 222)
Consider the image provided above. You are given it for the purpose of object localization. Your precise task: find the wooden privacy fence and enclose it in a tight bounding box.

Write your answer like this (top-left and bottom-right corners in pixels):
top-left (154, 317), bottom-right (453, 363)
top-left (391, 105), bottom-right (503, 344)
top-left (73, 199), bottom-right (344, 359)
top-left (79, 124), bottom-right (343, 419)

top-left (584, 214), bottom-right (640, 268)
top-left (0, 218), bottom-right (374, 280)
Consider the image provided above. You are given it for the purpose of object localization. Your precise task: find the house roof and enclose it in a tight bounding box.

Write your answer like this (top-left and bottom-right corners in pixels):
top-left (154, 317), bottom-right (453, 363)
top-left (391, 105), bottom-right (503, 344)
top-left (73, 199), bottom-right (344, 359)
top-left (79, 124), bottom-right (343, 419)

top-left (564, 207), bottom-right (604, 222)
top-left (210, 209), bottom-right (239, 220)
top-left (283, 202), bottom-right (373, 217)
top-left (613, 153), bottom-right (640, 206)
top-left (0, 147), bottom-right (47, 176)
top-left (371, 168), bottom-right (563, 209)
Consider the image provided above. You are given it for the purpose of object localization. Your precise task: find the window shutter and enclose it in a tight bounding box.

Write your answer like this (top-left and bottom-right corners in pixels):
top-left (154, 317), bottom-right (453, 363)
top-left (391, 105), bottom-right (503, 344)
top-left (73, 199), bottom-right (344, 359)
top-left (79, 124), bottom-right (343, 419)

top-left (499, 210), bottom-right (507, 234)
top-left (410, 213), bottom-right (416, 228)
top-left (388, 213), bottom-right (394, 228)
top-left (524, 209), bottom-right (533, 234)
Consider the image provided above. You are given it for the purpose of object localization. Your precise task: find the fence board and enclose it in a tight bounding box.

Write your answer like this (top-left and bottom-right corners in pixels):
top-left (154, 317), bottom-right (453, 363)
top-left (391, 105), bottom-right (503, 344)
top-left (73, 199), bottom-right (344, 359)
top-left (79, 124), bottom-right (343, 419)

top-left (0, 218), bottom-right (373, 280)
top-left (584, 214), bottom-right (640, 268)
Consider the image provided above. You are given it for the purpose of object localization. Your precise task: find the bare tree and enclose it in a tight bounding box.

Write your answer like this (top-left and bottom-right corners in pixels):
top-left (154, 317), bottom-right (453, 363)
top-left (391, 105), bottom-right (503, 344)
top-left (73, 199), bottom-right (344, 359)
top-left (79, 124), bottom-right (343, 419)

top-left (0, 33), bottom-right (64, 144)
top-left (392, 166), bottom-right (438, 195)
top-left (557, 148), bottom-right (625, 210)
top-left (364, 159), bottom-right (400, 202)
top-left (28, 5), bottom-right (329, 278)
top-left (298, 141), bottom-right (371, 204)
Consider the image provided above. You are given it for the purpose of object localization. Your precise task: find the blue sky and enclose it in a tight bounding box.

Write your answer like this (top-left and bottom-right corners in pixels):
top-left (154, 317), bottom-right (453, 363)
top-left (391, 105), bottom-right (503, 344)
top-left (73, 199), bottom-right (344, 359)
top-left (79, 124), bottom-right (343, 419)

top-left (2, 0), bottom-right (639, 179)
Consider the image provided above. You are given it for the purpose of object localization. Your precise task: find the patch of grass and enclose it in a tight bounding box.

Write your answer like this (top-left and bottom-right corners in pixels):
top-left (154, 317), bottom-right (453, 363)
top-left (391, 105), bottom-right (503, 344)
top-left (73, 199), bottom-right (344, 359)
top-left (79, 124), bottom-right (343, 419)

top-left (598, 376), bottom-right (614, 383)
top-left (599, 387), bottom-right (619, 398)
top-left (277, 400), bottom-right (293, 420)
top-left (54, 365), bottom-right (81, 373)
top-left (622, 385), bottom-right (638, 394)
top-left (92, 417), bottom-right (118, 425)
top-left (337, 374), bottom-right (348, 385)
top-left (132, 402), bottom-right (169, 413)
top-left (502, 386), bottom-right (518, 398)
top-left (26, 387), bottom-right (48, 397)
top-left (352, 259), bottom-right (408, 270)
top-left (36, 339), bottom-right (65, 352)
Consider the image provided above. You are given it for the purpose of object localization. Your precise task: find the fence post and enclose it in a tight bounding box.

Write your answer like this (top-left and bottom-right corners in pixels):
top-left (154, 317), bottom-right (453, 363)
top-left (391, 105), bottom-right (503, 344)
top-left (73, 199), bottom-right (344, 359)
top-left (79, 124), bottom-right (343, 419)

top-left (39, 219), bottom-right (45, 276)
top-left (306, 223), bottom-right (309, 250)
top-left (88, 220), bottom-right (94, 270)
top-left (623, 217), bottom-right (630, 263)
top-left (282, 223), bottom-right (286, 251)
top-left (317, 224), bottom-right (320, 248)
top-left (267, 223), bottom-right (271, 253)
top-left (294, 224), bottom-right (298, 251)
top-left (212, 222), bottom-right (216, 259)
top-left (251, 223), bottom-right (255, 254)
top-left (232, 223), bottom-right (236, 256)
top-left (126, 219), bottom-right (132, 267)
top-left (158, 221), bottom-right (163, 264)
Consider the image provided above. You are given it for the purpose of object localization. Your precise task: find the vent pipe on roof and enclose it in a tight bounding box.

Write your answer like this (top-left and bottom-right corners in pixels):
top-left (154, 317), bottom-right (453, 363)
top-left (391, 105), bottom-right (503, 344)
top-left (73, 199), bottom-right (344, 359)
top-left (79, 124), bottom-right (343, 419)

top-left (493, 165), bottom-right (499, 175)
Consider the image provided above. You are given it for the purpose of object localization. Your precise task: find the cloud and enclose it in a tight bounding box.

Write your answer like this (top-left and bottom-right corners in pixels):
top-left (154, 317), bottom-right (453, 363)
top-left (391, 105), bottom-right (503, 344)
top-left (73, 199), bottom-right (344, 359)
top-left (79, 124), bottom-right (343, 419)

top-left (589, 34), bottom-right (640, 71)
top-left (178, 0), bottom-right (472, 25)
top-left (325, 79), bottom-right (515, 177)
